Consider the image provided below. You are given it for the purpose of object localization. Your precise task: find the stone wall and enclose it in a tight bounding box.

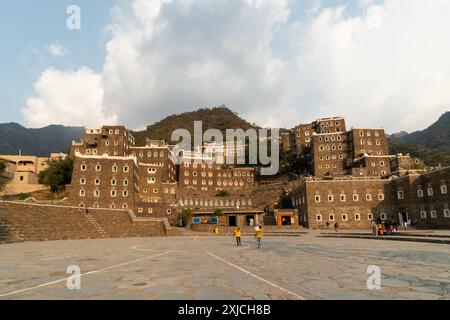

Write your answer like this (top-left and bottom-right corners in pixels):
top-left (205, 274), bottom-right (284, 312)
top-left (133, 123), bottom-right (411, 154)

top-left (0, 201), bottom-right (164, 244)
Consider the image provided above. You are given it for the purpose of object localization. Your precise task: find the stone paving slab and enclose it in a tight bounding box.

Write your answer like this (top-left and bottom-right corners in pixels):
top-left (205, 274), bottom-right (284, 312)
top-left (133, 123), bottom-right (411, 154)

top-left (0, 235), bottom-right (448, 300)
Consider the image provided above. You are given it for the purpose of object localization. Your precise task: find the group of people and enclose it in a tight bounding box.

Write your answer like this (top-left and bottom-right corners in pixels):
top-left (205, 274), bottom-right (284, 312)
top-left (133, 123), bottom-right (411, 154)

top-left (233, 225), bottom-right (263, 249)
top-left (372, 220), bottom-right (404, 236)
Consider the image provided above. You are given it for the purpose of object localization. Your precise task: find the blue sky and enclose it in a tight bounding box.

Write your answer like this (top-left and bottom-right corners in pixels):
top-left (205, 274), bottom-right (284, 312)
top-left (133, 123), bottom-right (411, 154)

top-left (1, 0), bottom-right (448, 133)
top-left (0, 0), bottom-right (114, 124)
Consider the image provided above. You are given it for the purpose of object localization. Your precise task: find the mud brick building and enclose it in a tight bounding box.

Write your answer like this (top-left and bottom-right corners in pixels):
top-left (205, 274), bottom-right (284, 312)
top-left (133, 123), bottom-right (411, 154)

top-left (69, 126), bottom-right (261, 226)
top-left (66, 120), bottom-right (449, 230)
top-left (70, 126), bottom-right (135, 157)
top-left (67, 154), bottom-right (139, 210)
top-left (291, 167), bottom-right (450, 229)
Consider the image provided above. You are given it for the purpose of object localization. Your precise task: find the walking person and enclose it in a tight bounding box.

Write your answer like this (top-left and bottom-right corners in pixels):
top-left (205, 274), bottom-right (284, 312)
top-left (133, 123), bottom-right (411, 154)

top-left (254, 225), bottom-right (263, 249)
top-left (233, 227), bottom-right (242, 246)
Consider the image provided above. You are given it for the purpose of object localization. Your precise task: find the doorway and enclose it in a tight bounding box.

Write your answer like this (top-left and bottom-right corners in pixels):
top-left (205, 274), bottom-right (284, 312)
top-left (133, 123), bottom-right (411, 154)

top-left (245, 215), bottom-right (255, 226)
top-left (399, 212), bottom-right (408, 224)
top-left (281, 216), bottom-right (292, 225)
top-left (228, 215), bottom-right (237, 227)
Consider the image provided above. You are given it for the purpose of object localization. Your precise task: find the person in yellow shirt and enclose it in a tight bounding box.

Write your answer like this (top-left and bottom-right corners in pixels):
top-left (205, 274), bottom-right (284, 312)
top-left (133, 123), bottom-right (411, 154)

top-left (233, 227), bottom-right (242, 246)
top-left (254, 225), bottom-right (263, 249)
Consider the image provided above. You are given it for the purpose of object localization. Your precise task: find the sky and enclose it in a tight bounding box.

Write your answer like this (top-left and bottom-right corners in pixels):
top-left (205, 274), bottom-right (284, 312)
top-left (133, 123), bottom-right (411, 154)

top-left (1, 0), bottom-right (449, 133)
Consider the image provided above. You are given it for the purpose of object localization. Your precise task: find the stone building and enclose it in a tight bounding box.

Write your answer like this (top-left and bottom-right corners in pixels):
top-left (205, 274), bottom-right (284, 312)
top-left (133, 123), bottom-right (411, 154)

top-left (291, 167), bottom-right (450, 229)
top-left (69, 125), bottom-right (261, 226)
top-left (71, 126), bottom-right (135, 157)
top-left (67, 153), bottom-right (139, 210)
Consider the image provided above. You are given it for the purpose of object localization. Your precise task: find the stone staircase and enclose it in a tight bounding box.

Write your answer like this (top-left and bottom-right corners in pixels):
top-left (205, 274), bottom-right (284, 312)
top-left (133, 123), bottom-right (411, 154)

top-left (0, 201), bottom-right (165, 244)
top-left (191, 224), bottom-right (308, 237)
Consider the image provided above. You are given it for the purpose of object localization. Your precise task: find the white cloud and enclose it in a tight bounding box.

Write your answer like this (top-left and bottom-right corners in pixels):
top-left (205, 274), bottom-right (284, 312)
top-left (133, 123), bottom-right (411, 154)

top-left (21, 67), bottom-right (117, 127)
top-left (46, 42), bottom-right (70, 58)
top-left (23, 0), bottom-right (450, 133)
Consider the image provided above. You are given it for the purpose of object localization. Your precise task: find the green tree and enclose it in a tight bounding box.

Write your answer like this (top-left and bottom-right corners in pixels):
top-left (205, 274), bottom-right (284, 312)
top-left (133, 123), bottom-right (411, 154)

top-left (38, 157), bottom-right (74, 193)
top-left (177, 208), bottom-right (193, 227)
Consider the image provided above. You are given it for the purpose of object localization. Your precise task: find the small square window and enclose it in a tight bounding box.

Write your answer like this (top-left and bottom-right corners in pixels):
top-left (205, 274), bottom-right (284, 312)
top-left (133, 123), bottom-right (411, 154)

top-left (430, 211), bottom-right (437, 218)
top-left (420, 211), bottom-right (427, 219)
top-left (354, 214), bottom-right (361, 221)
top-left (342, 214), bottom-right (348, 221)
top-left (444, 209), bottom-right (450, 218)
top-left (316, 214), bottom-right (322, 222)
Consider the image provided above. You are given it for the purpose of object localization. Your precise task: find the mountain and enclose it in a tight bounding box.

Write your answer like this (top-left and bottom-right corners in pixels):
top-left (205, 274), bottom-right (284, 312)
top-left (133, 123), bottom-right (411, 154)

top-left (399, 111), bottom-right (450, 153)
top-left (132, 106), bottom-right (260, 145)
top-left (0, 123), bottom-right (83, 157)
top-left (387, 111), bottom-right (450, 166)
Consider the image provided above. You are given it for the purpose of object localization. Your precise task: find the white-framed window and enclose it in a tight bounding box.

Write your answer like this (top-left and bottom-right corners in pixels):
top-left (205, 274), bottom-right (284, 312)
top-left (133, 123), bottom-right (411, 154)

top-left (148, 208), bottom-right (153, 214)
top-left (329, 214), bottom-right (335, 221)
top-left (427, 188), bottom-right (433, 196)
top-left (122, 204), bottom-right (128, 210)
top-left (366, 194), bottom-right (372, 201)
top-left (417, 189), bottom-right (423, 198)
top-left (380, 213), bottom-right (387, 221)
top-left (420, 211), bottom-right (427, 219)
top-left (316, 214), bottom-right (322, 222)
top-left (353, 194), bottom-right (359, 201)
top-left (94, 190), bottom-right (100, 197)
top-left (112, 165), bottom-right (118, 172)
top-left (327, 195), bottom-right (334, 202)
top-left (397, 190), bottom-right (404, 200)
top-left (368, 213), bottom-right (373, 220)
top-left (138, 208), bottom-right (144, 213)
top-left (147, 177), bottom-right (156, 184)
top-left (81, 164), bottom-right (87, 171)
top-left (441, 185), bottom-right (448, 194)
top-left (342, 214), bottom-right (348, 221)
top-left (124, 165), bottom-right (129, 173)
top-left (340, 194), bottom-right (346, 202)
top-left (430, 210), bottom-right (437, 218)
top-left (79, 190), bottom-right (85, 197)
top-left (444, 209), bottom-right (450, 218)
top-left (123, 190), bottom-right (128, 197)
top-left (111, 190), bottom-right (117, 197)
top-left (315, 195), bottom-right (321, 203)
top-left (153, 189), bottom-right (159, 194)
top-left (123, 179), bottom-right (128, 186)
top-left (354, 213), bottom-right (361, 221)
top-left (95, 179), bottom-right (100, 186)
top-left (111, 179), bottom-right (117, 186)
top-left (95, 164), bottom-right (101, 172)
top-left (80, 178), bottom-right (86, 185)
top-left (378, 193), bottom-right (384, 201)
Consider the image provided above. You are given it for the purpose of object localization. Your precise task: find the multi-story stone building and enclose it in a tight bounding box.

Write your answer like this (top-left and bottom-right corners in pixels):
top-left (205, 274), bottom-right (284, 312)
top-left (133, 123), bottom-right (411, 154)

top-left (66, 120), bottom-right (449, 230)
top-left (68, 125), bottom-right (262, 226)
top-left (291, 167), bottom-right (450, 229)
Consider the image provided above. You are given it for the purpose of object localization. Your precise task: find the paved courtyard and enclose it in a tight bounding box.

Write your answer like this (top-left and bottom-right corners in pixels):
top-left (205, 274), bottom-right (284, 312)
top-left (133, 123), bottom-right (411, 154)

top-left (0, 234), bottom-right (449, 300)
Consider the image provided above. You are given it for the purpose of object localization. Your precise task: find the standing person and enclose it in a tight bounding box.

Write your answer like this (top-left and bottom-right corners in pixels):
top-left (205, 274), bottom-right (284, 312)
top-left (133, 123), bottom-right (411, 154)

top-left (255, 225), bottom-right (263, 249)
top-left (334, 222), bottom-right (339, 232)
top-left (233, 227), bottom-right (242, 246)
top-left (371, 220), bottom-right (377, 236)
